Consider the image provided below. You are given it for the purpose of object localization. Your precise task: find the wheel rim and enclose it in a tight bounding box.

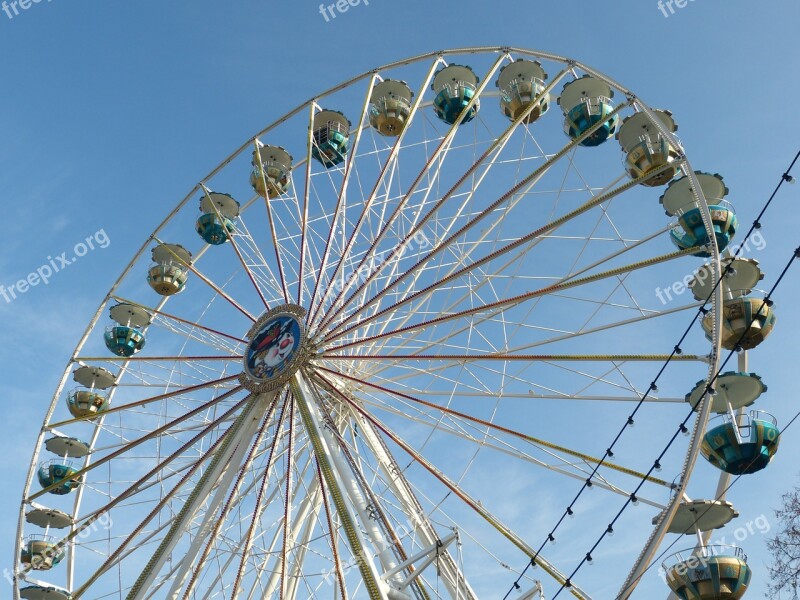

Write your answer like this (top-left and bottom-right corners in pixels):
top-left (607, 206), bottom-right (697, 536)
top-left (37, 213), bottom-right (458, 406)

top-left (16, 47), bottom-right (725, 600)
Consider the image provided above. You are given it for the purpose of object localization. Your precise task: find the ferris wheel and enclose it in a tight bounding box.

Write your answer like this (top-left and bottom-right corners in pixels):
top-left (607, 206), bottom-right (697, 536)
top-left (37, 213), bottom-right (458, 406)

top-left (15, 47), bottom-right (779, 600)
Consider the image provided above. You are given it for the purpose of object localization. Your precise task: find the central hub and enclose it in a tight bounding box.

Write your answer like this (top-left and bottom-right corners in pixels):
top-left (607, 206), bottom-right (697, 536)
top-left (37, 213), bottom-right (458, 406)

top-left (240, 304), bottom-right (309, 393)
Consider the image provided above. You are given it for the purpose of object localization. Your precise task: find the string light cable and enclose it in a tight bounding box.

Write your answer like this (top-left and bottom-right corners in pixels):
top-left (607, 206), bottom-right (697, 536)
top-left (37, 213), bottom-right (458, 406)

top-left (501, 149), bottom-right (800, 599)
top-left (547, 240), bottom-right (799, 599)
top-left (615, 402), bottom-right (800, 598)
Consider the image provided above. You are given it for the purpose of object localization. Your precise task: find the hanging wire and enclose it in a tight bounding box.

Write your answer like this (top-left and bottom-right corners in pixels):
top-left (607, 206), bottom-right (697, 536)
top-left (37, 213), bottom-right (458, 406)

top-left (616, 399), bottom-right (800, 597)
top-left (550, 243), bottom-right (799, 599)
top-left (502, 149), bottom-right (800, 599)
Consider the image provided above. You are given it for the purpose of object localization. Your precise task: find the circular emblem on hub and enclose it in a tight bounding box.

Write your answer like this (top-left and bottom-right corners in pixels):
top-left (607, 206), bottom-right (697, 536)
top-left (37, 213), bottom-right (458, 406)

top-left (240, 305), bottom-right (308, 393)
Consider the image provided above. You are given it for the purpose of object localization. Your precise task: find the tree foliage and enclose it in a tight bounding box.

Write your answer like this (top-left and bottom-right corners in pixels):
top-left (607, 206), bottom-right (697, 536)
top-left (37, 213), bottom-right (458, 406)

top-left (768, 485), bottom-right (800, 598)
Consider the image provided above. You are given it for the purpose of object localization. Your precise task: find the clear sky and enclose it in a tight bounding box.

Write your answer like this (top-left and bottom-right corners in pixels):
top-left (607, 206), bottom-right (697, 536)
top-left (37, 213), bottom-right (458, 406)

top-left (2, 1), bottom-right (799, 598)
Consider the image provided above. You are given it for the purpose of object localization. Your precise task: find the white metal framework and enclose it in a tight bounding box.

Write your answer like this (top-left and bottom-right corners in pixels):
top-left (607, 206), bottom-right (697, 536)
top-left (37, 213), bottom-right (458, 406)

top-left (16, 47), bottom-right (726, 599)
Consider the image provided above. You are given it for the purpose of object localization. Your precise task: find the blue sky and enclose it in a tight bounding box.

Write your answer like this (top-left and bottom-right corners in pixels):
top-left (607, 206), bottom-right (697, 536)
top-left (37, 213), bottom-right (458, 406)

top-left (2, 1), bottom-right (799, 598)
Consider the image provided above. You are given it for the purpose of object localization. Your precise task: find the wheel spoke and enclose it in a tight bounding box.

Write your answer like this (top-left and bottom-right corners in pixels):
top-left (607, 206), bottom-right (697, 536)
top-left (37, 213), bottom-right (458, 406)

top-left (68, 394), bottom-right (249, 596)
top-left (319, 98), bottom-right (633, 335)
top-left (316, 54), bottom-right (510, 332)
top-left (324, 246), bottom-right (695, 353)
top-left (316, 370), bottom-right (592, 599)
top-left (315, 458), bottom-right (350, 600)
top-left (230, 392), bottom-right (292, 599)
top-left (28, 385), bottom-right (246, 502)
top-left (317, 366), bottom-right (670, 487)
top-left (253, 143), bottom-right (292, 303)
top-left (175, 395), bottom-right (279, 599)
